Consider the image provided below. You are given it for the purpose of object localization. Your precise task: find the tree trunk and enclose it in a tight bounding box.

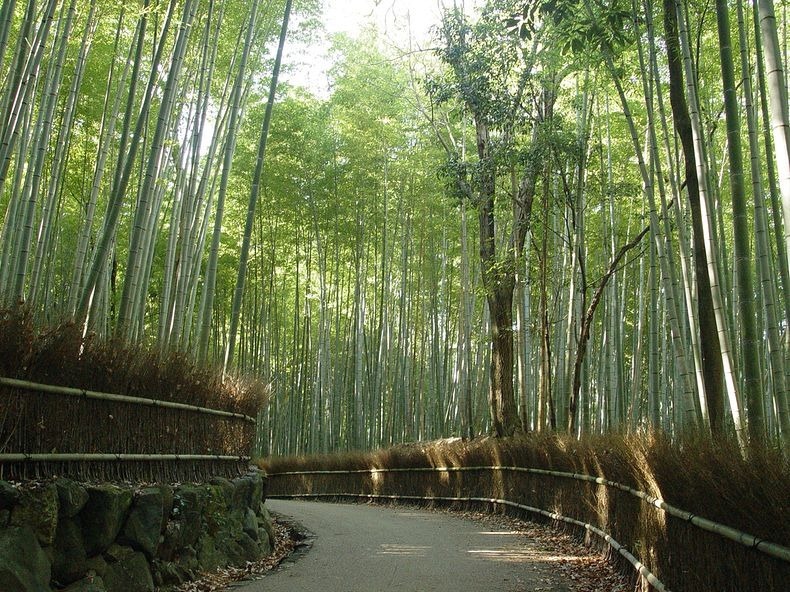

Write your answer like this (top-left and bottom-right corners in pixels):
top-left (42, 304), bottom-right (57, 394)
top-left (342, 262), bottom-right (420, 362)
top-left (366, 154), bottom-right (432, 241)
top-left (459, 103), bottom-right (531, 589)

top-left (225, 0), bottom-right (292, 370)
top-left (664, 0), bottom-right (724, 432)
top-left (475, 115), bottom-right (520, 437)
top-left (715, 0), bottom-right (765, 441)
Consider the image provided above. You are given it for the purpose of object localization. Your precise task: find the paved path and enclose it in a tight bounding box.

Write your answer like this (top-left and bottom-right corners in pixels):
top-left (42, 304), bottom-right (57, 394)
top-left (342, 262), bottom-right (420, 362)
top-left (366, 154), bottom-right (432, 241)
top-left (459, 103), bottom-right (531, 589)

top-left (233, 500), bottom-right (573, 592)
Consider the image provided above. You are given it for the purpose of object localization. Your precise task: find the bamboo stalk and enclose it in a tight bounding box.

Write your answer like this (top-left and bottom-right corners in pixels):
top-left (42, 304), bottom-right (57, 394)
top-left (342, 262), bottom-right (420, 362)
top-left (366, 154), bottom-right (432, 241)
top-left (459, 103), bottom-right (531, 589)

top-left (268, 491), bottom-right (669, 592)
top-left (0, 453), bottom-right (249, 462)
top-left (0, 377), bottom-right (256, 423)
top-left (267, 465), bottom-right (790, 563)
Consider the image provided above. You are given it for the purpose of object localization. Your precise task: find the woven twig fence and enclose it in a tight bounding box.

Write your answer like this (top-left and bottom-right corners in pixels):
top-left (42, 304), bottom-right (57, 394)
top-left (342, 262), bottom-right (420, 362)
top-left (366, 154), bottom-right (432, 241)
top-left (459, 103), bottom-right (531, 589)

top-left (0, 377), bottom-right (257, 482)
top-left (266, 464), bottom-right (790, 592)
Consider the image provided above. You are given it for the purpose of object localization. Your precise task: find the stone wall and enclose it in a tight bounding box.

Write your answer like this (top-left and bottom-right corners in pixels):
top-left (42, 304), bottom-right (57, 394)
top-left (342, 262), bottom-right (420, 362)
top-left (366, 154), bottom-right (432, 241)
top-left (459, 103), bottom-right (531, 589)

top-left (0, 471), bottom-right (275, 591)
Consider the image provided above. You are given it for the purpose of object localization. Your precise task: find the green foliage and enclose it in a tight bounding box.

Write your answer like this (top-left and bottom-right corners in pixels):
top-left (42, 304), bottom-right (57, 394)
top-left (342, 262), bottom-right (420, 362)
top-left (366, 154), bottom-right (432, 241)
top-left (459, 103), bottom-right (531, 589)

top-left (541, 0), bottom-right (634, 54)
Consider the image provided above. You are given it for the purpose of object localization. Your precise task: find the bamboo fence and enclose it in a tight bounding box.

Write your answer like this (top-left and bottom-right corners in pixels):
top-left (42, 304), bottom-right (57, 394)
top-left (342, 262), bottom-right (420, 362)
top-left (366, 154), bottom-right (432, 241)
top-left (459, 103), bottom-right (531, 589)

top-left (267, 464), bottom-right (790, 592)
top-left (0, 377), bottom-right (257, 481)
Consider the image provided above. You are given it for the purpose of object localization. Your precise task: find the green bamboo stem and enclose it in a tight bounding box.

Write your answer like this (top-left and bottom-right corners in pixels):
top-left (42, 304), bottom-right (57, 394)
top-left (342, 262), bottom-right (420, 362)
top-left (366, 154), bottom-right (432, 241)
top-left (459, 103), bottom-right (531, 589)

top-left (0, 376), bottom-right (256, 423)
top-left (0, 453), bottom-right (249, 462)
top-left (267, 465), bottom-right (790, 563)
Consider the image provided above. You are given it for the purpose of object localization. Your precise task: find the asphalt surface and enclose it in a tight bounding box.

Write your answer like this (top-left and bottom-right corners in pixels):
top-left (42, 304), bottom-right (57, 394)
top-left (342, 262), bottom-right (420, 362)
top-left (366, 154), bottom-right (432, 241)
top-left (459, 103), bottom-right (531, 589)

top-left (233, 499), bottom-right (573, 592)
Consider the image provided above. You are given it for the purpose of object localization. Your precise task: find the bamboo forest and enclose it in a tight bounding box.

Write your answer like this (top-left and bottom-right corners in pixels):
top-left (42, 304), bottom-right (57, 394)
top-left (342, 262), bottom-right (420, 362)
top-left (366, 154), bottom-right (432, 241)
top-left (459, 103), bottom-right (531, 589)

top-left (0, 0), bottom-right (788, 458)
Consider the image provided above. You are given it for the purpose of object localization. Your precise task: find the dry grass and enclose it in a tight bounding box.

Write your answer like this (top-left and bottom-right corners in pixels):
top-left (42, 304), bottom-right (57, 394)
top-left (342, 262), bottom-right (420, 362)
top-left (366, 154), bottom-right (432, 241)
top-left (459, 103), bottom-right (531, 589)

top-left (0, 305), bottom-right (269, 482)
top-left (261, 432), bottom-right (790, 592)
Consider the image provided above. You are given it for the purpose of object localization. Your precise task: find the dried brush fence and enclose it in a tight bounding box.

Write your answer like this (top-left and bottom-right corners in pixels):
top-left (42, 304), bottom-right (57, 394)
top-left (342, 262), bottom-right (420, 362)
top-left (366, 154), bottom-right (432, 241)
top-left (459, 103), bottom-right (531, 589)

top-left (0, 308), bottom-right (267, 482)
top-left (262, 436), bottom-right (790, 592)
top-left (0, 377), bottom-right (257, 482)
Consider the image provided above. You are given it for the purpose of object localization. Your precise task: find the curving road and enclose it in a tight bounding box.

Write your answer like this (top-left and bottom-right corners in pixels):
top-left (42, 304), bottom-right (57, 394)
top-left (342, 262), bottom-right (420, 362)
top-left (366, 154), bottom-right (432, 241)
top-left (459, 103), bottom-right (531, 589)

top-left (233, 500), bottom-right (574, 592)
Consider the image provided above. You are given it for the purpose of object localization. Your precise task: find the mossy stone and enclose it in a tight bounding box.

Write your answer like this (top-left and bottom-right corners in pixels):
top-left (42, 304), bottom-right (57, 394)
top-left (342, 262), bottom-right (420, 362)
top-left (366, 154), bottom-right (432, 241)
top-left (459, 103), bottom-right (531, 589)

top-left (195, 534), bottom-right (228, 572)
top-left (56, 478), bottom-right (89, 518)
top-left (120, 488), bottom-right (163, 557)
top-left (151, 560), bottom-right (190, 587)
top-left (80, 485), bottom-right (133, 556)
top-left (0, 481), bottom-right (19, 510)
top-left (258, 503), bottom-right (276, 551)
top-left (157, 486), bottom-right (173, 533)
top-left (242, 508), bottom-right (258, 541)
top-left (53, 517), bottom-right (88, 586)
top-left (0, 526), bottom-right (52, 592)
top-left (170, 485), bottom-right (207, 549)
top-left (231, 472), bottom-right (264, 510)
top-left (101, 548), bottom-right (153, 592)
top-left (10, 482), bottom-right (59, 545)
top-left (203, 484), bottom-right (231, 535)
top-left (63, 575), bottom-right (106, 592)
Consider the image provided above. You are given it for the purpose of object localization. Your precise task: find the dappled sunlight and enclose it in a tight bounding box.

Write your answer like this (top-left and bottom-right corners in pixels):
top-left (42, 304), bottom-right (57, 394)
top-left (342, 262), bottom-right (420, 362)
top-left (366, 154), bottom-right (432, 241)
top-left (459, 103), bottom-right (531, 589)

top-left (467, 548), bottom-right (535, 563)
top-left (371, 467), bottom-right (383, 495)
top-left (465, 529), bottom-right (584, 565)
top-left (376, 544), bottom-right (431, 557)
top-left (468, 547), bottom-right (583, 564)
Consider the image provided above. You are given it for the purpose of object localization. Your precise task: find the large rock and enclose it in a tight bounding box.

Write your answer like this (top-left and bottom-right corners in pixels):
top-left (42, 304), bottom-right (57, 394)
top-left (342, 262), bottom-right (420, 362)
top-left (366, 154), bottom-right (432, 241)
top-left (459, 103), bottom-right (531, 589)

top-left (10, 483), bottom-right (59, 545)
top-left (101, 546), bottom-right (153, 592)
top-left (231, 472), bottom-right (264, 510)
top-left (80, 485), bottom-right (133, 556)
top-left (236, 531), bottom-right (261, 562)
top-left (258, 503), bottom-right (276, 551)
top-left (84, 556), bottom-right (109, 580)
top-left (208, 476), bottom-right (233, 498)
top-left (214, 530), bottom-right (249, 567)
top-left (203, 483), bottom-right (232, 535)
top-left (158, 520), bottom-right (183, 561)
top-left (242, 508), bottom-right (258, 541)
top-left (64, 575), bottom-right (106, 592)
top-left (56, 478), bottom-right (89, 518)
top-left (0, 526), bottom-right (52, 592)
top-left (195, 534), bottom-right (228, 572)
top-left (212, 529), bottom-right (260, 567)
top-left (120, 488), bottom-right (163, 557)
top-left (169, 485), bottom-right (206, 549)
top-left (0, 480), bottom-right (19, 509)
top-left (157, 486), bottom-right (174, 533)
top-left (151, 560), bottom-right (190, 587)
top-left (53, 517), bottom-right (88, 586)
top-left (258, 527), bottom-right (273, 556)
top-left (166, 545), bottom-right (198, 580)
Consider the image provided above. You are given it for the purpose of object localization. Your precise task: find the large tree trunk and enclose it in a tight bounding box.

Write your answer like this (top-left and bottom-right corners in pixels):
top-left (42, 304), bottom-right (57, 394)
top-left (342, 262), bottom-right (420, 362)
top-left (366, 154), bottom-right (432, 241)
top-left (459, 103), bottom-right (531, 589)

top-left (663, 0), bottom-right (724, 432)
top-left (487, 284), bottom-right (519, 437)
top-left (475, 116), bottom-right (520, 437)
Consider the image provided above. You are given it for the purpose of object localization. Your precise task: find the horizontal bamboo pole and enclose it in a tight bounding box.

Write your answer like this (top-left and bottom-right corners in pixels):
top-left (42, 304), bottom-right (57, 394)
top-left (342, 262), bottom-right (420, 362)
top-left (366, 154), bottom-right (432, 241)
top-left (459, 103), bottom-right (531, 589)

top-left (0, 453), bottom-right (249, 462)
top-left (0, 376), bottom-right (256, 423)
top-left (267, 465), bottom-right (790, 563)
top-left (269, 491), bottom-right (669, 592)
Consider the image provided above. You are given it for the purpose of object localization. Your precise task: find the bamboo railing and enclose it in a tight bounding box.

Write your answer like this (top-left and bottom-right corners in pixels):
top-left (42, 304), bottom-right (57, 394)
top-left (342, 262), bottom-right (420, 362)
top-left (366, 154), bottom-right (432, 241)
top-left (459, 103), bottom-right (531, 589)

top-left (0, 376), bottom-right (257, 481)
top-left (268, 465), bottom-right (790, 563)
top-left (0, 377), bottom-right (256, 423)
top-left (267, 464), bottom-right (790, 591)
